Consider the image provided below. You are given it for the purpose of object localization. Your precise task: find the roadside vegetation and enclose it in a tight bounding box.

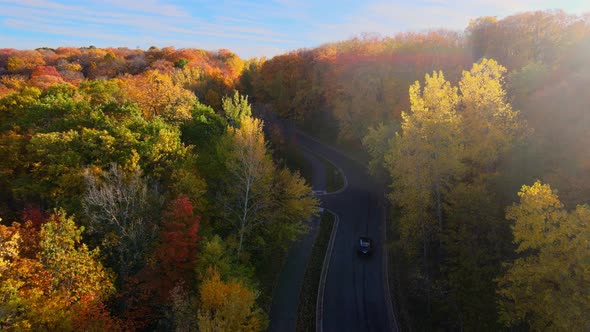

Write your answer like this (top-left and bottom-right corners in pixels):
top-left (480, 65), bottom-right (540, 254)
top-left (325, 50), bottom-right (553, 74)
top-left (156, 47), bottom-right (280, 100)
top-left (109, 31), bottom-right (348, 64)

top-left (319, 157), bottom-right (345, 193)
top-left (0, 48), bottom-right (319, 330)
top-left (1, 8), bottom-right (589, 331)
top-left (274, 140), bottom-right (314, 185)
top-left (296, 212), bottom-right (335, 332)
top-left (253, 10), bottom-right (590, 331)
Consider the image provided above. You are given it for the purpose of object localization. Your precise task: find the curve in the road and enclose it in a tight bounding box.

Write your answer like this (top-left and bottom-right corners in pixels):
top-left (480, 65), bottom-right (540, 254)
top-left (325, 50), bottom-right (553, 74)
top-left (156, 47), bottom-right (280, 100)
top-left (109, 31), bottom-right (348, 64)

top-left (295, 131), bottom-right (398, 332)
top-left (300, 145), bottom-right (348, 195)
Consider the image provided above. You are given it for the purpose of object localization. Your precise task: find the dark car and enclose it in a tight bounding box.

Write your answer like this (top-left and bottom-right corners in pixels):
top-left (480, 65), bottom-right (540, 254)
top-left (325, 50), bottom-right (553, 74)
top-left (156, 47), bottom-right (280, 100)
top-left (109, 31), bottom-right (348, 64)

top-left (357, 237), bottom-right (373, 255)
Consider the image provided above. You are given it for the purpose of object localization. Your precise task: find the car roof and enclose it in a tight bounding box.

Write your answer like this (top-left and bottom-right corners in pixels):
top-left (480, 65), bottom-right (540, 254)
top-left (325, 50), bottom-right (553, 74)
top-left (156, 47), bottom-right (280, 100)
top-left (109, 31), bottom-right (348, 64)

top-left (359, 237), bottom-right (372, 246)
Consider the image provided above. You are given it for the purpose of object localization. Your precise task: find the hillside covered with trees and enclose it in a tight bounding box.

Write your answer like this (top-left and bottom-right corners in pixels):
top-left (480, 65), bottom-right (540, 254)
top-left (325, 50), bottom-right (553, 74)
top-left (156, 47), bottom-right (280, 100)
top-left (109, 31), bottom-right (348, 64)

top-left (0, 46), bottom-right (317, 330)
top-left (251, 9), bottom-right (590, 331)
top-left (1, 9), bottom-right (590, 331)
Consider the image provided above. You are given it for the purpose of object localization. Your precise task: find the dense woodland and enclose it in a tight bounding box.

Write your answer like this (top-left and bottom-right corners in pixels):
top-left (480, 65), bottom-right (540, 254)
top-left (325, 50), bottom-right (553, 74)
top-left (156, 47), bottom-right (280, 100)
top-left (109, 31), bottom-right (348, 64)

top-left (0, 46), bottom-right (318, 330)
top-left (1, 9), bottom-right (590, 331)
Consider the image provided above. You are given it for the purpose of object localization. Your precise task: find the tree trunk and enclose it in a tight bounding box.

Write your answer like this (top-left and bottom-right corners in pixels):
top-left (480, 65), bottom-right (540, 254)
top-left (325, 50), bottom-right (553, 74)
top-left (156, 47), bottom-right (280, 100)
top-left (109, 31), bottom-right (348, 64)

top-left (238, 228), bottom-right (245, 259)
top-left (435, 181), bottom-right (443, 235)
top-left (423, 232), bottom-right (431, 319)
top-left (237, 178), bottom-right (251, 258)
top-left (435, 181), bottom-right (444, 269)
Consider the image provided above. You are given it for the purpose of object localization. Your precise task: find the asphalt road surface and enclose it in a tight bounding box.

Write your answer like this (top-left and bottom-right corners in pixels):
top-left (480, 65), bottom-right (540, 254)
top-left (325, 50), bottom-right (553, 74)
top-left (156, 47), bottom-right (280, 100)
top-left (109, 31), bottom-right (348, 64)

top-left (267, 149), bottom-right (325, 332)
top-left (294, 131), bottom-right (397, 332)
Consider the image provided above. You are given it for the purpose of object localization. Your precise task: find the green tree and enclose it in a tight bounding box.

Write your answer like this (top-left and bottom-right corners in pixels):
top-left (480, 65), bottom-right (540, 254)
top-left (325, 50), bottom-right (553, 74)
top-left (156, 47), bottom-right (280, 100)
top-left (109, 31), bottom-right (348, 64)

top-left (222, 90), bottom-right (251, 127)
top-left (195, 235), bottom-right (254, 285)
top-left (181, 101), bottom-right (227, 148)
top-left (196, 236), bottom-right (235, 280)
top-left (442, 184), bottom-right (509, 330)
top-left (174, 58), bottom-right (189, 69)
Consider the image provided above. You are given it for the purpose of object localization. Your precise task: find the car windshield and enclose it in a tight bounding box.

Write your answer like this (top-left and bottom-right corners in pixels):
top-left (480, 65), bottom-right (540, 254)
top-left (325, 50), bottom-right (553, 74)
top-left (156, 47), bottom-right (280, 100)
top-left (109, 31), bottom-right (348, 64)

top-left (360, 239), bottom-right (370, 247)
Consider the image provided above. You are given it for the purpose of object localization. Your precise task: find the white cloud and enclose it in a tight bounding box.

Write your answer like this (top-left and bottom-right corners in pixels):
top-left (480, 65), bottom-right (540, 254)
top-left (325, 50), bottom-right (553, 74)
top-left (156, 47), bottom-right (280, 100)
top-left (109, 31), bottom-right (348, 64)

top-left (98, 0), bottom-right (189, 17)
top-left (1, 0), bottom-right (588, 58)
top-left (4, 18), bottom-right (141, 43)
top-left (308, 0), bottom-right (590, 44)
top-left (0, 0), bottom-right (302, 57)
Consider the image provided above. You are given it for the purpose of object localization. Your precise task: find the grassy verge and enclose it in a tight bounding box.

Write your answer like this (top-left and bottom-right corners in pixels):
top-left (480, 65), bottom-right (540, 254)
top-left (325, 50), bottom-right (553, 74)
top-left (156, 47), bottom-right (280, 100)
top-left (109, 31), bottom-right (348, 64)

top-left (296, 212), bottom-right (334, 332)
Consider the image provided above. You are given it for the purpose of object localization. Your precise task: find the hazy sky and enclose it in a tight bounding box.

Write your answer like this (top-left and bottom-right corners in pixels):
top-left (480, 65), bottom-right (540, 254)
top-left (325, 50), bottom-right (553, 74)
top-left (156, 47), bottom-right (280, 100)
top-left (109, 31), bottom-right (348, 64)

top-left (0, 0), bottom-right (588, 58)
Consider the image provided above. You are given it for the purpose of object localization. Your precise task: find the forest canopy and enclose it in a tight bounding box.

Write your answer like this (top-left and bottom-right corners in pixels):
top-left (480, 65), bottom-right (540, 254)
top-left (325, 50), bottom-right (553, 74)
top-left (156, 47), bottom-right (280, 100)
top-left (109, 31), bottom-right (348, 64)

top-left (1, 8), bottom-right (589, 331)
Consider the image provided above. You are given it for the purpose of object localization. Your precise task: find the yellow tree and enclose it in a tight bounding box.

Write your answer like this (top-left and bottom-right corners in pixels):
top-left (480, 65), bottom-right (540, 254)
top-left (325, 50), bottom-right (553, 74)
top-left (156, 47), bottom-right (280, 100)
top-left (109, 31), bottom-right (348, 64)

top-left (39, 211), bottom-right (114, 305)
top-left (197, 268), bottom-right (265, 332)
top-left (221, 116), bottom-right (275, 257)
top-left (385, 71), bottom-right (464, 250)
top-left (219, 115), bottom-right (317, 258)
top-left (459, 58), bottom-right (522, 175)
top-left (119, 70), bottom-right (195, 123)
top-left (267, 167), bottom-right (318, 251)
top-left (0, 211), bottom-right (115, 331)
top-left (498, 181), bottom-right (590, 330)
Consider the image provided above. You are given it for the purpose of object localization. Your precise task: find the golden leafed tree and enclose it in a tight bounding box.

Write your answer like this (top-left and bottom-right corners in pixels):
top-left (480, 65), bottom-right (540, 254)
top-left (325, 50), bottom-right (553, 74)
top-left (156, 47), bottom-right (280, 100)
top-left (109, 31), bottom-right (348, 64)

top-left (0, 211), bottom-right (115, 331)
top-left (498, 181), bottom-right (590, 330)
top-left (197, 268), bottom-right (265, 332)
top-left (386, 71), bottom-right (464, 249)
top-left (459, 58), bottom-right (523, 174)
top-left (119, 70), bottom-right (195, 123)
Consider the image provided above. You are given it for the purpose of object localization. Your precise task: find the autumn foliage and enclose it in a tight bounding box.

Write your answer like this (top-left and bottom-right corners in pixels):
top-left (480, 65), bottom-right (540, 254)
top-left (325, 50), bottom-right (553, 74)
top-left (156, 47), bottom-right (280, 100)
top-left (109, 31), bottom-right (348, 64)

top-left (198, 268), bottom-right (264, 332)
top-left (498, 182), bottom-right (590, 330)
top-left (0, 8), bottom-right (588, 332)
top-left (0, 211), bottom-right (116, 331)
top-left (154, 195), bottom-right (200, 297)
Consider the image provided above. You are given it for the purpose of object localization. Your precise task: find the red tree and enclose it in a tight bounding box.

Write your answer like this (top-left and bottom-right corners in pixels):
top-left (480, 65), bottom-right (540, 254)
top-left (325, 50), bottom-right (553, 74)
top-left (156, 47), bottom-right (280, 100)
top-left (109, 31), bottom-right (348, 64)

top-left (155, 195), bottom-right (201, 297)
top-left (20, 204), bottom-right (47, 229)
top-left (31, 65), bottom-right (62, 78)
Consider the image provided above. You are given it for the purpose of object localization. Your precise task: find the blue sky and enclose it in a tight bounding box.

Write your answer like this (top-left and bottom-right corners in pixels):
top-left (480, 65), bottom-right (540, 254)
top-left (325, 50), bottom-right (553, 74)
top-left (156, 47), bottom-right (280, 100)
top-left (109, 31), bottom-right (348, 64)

top-left (0, 0), bottom-right (588, 58)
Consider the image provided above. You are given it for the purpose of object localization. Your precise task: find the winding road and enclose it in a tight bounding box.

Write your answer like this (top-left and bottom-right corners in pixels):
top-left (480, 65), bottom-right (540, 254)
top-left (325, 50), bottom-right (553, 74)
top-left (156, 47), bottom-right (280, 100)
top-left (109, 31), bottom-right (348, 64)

top-left (294, 131), bottom-right (397, 332)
